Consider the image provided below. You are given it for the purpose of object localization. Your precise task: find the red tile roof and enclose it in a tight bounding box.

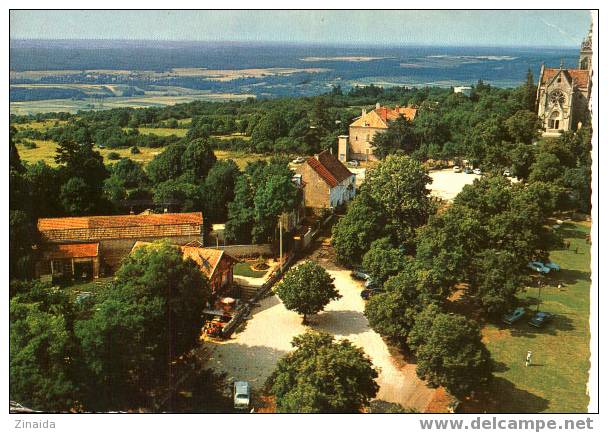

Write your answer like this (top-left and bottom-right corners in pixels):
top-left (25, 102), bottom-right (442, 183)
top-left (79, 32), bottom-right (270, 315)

top-left (541, 68), bottom-right (590, 90)
top-left (42, 243), bottom-right (99, 260)
top-left (306, 150), bottom-right (354, 188)
top-left (38, 212), bottom-right (203, 242)
top-left (350, 105), bottom-right (417, 128)
top-left (376, 106), bottom-right (417, 122)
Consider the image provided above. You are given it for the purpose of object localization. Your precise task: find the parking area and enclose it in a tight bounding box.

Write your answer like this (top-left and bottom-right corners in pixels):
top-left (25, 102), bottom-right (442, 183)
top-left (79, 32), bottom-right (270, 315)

top-left (204, 240), bottom-right (436, 411)
top-left (350, 167), bottom-right (481, 201)
top-left (428, 169), bottom-right (481, 201)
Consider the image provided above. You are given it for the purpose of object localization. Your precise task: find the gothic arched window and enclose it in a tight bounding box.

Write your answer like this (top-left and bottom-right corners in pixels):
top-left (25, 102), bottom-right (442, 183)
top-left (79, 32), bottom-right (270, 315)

top-left (548, 111), bottom-right (561, 130)
top-left (550, 90), bottom-right (566, 107)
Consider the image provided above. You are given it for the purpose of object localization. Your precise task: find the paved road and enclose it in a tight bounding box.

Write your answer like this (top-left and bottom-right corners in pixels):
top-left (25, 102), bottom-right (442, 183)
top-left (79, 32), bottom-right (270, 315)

top-left (205, 239), bottom-right (435, 411)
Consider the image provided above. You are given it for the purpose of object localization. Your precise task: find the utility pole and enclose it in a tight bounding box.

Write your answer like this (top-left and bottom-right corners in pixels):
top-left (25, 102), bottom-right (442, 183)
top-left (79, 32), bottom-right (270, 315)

top-left (279, 217), bottom-right (283, 270)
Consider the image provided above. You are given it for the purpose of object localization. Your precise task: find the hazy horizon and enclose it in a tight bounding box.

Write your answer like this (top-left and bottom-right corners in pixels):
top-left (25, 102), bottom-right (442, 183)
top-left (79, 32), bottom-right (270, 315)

top-left (10, 10), bottom-right (591, 48)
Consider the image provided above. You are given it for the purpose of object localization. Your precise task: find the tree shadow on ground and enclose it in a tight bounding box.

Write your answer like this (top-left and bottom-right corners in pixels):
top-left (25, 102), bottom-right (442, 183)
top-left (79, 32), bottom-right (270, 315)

top-left (207, 343), bottom-right (287, 390)
top-left (310, 309), bottom-right (370, 336)
top-left (507, 312), bottom-right (574, 338)
top-left (462, 377), bottom-right (549, 413)
top-left (553, 268), bottom-right (591, 286)
top-left (559, 224), bottom-right (587, 240)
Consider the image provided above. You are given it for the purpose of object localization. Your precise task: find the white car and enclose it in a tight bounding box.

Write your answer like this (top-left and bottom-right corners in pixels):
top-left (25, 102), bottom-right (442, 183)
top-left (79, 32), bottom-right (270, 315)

top-left (233, 381), bottom-right (250, 410)
top-left (292, 157), bottom-right (306, 164)
top-left (503, 169), bottom-right (511, 177)
top-left (453, 165), bottom-right (462, 173)
top-left (473, 168), bottom-right (482, 175)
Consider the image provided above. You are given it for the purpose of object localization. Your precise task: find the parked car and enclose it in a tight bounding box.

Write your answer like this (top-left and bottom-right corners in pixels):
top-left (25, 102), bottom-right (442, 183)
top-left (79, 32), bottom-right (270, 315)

top-left (351, 269), bottom-right (370, 281)
top-left (527, 261), bottom-right (550, 274)
top-left (364, 278), bottom-right (379, 289)
top-left (347, 160), bottom-right (360, 167)
top-left (473, 168), bottom-right (482, 175)
top-left (453, 165), bottom-right (462, 173)
top-left (503, 307), bottom-right (526, 325)
top-left (233, 381), bottom-right (251, 411)
top-left (463, 167), bottom-right (473, 174)
top-left (292, 157), bottom-right (306, 164)
top-left (503, 169), bottom-right (511, 177)
top-left (360, 288), bottom-right (382, 300)
top-left (544, 261), bottom-right (561, 272)
top-left (528, 311), bottom-right (554, 328)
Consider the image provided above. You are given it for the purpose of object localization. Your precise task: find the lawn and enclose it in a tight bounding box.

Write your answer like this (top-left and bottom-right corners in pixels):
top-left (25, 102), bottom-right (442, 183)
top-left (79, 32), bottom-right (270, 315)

top-left (15, 136), bottom-right (271, 171)
top-left (479, 221), bottom-right (591, 413)
top-left (233, 262), bottom-right (269, 278)
top-left (15, 139), bottom-right (166, 166)
top-left (128, 127), bottom-right (187, 137)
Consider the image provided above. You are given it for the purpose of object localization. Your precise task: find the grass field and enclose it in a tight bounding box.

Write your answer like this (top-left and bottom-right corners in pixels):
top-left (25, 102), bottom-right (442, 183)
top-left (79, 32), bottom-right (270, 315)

top-left (16, 139), bottom-right (271, 170)
top-left (477, 221), bottom-right (591, 413)
top-left (10, 92), bottom-right (254, 115)
top-left (233, 262), bottom-right (268, 278)
top-left (131, 127), bottom-right (188, 137)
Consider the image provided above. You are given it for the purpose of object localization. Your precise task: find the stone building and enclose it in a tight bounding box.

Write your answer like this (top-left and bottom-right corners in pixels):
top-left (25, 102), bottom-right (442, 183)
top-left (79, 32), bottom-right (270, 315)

top-left (536, 29), bottom-right (592, 136)
top-left (338, 103), bottom-right (417, 161)
top-left (295, 150), bottom-right (356, 211)
top-left (35, 212), bottom-right (203, 280)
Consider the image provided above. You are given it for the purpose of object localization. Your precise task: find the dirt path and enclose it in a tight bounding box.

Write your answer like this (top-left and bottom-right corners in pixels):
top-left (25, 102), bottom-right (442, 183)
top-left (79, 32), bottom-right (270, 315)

top-left (205, 238), bottom-right (435, 411)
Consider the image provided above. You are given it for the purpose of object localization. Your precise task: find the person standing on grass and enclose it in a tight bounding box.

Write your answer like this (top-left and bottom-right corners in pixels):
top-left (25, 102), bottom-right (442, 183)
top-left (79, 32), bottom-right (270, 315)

top-left (526, 351), bottom-right (532, 367)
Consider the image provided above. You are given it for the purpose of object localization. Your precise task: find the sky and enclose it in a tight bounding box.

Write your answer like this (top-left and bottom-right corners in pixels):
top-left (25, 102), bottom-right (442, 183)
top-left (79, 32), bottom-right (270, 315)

top-left (9, 10), bottom-right (592, 47)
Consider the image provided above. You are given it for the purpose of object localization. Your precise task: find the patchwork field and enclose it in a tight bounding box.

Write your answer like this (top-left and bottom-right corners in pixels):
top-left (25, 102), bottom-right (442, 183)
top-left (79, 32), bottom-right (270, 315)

top-left (477, 222), bottom-right (591, 413)
top-left (10, 92), bottom-right (254, 115)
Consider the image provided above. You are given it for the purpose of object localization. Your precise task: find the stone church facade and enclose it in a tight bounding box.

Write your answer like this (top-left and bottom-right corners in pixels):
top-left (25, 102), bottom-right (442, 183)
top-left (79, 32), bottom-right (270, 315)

top-left (536, 30), bottom-right (592, 136)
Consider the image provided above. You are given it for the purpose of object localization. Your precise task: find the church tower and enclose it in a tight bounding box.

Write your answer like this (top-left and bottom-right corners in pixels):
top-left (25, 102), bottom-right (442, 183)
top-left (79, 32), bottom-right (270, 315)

top-left (579, 27), bottom-right (592, 70)
top-left (536, 27), bottom-right (592, 136)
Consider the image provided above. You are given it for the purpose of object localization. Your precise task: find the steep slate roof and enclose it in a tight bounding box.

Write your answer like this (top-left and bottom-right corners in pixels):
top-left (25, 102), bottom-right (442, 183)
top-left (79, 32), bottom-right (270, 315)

top-left (541, 68), bottom-right (590, 90)
top-left (131, 241), bottom-right (236, 280)
top-left (42, 243), bottom-right (99, 260)
top-left (38, 212), bottom-right (203, 242)
top-left (306, 150), bottom-right (354, 188)
top-left (350, 105), bottom-right (417, 128)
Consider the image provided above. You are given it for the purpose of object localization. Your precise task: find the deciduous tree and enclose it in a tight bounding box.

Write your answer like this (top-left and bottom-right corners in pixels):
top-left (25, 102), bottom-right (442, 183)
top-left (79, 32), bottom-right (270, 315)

top-left (267, 331), bottom-right (379, 413)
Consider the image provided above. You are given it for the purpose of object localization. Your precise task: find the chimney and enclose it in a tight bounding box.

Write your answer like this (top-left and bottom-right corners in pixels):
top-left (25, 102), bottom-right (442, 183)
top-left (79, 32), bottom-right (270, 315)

top-left (361, 108), bottom-right (367, 116)
top-left (329, 147), bottom-right (333, 155)
top-left (164, 208), bottom-right (168, 213)
top-left (314, 154), bottom-right (319, 160)
top-left (376, 102), bottom-right (381, 110)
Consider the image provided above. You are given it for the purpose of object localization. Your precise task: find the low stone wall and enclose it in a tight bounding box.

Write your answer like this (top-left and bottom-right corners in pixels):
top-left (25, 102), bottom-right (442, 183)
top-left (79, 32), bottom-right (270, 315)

top-left (208, 243), bottom-right (274, 258)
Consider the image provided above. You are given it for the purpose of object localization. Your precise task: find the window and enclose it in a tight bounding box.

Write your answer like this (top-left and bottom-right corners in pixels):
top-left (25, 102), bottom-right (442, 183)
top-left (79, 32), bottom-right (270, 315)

top-left (548, 111), bottom-right (561, 130)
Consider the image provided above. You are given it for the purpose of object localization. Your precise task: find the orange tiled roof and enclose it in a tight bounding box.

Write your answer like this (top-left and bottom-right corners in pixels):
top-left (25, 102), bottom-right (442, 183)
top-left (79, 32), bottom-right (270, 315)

top-left (376, 106), bottom-right (417, 122)
top-left (38, 212), bottom-right (203, 242)
top-left (131, 241), bottom-right (236, 280)
top-left (306, 150), bottom-right (354, 188)
top-left (350, 105), bottom-right (417, 128)
top-left (541, 68), bottom-right (590, 90)
top-left (42, 243), bottom-right (99, 260)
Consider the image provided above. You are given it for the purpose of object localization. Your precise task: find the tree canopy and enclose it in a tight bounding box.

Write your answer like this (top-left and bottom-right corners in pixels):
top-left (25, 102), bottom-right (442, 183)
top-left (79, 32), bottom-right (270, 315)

top-left (267, 331), bottom-right (379, 413)
top-left (274, 261), bottom-right (341, 324)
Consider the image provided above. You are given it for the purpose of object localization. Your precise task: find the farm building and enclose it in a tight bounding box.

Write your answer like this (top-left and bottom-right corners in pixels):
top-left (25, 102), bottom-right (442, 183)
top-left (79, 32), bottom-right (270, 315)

top-left (35, 212), bottom-right (203, 280)
top-left (131, 241), bottom-right (238, 296)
